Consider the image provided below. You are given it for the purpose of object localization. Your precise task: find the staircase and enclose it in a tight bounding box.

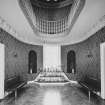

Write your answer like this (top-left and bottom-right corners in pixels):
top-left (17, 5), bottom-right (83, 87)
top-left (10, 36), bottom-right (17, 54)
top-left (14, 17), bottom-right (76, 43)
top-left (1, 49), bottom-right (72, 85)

top-left (34, 71), bottom-right (70, 86)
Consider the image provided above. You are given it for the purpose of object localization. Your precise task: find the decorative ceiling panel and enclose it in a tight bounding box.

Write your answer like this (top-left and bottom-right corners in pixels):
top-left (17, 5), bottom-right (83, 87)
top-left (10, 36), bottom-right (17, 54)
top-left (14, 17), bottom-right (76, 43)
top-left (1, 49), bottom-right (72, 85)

top-left (18, 0), bottom-right (85, 42)
top-left (1, 0), bottom-right (105, 45)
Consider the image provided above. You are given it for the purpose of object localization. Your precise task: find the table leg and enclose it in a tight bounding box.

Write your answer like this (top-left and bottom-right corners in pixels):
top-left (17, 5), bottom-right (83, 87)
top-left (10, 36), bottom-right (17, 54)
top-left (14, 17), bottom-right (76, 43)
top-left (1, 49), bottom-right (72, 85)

top-left (15, 89), bottom-right (17, 98)
top-left (88, 91), bottom-right (90, 102)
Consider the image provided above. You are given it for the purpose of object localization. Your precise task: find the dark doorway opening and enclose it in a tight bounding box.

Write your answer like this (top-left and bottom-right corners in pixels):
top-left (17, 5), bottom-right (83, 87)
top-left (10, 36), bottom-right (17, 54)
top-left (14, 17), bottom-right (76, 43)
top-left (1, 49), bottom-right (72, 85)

top-left (67, 50), bottom-right (76, 73)
top-left (28, 50), bottom-right (37, 73)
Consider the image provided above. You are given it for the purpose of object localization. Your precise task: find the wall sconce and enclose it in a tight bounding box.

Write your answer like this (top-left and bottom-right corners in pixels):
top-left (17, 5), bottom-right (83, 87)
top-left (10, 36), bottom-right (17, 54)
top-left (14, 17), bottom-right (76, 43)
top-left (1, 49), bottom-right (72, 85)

top-left (87, 50), bottom-right (93, 58)
top-left (13, 52), bottom-right (18, 58)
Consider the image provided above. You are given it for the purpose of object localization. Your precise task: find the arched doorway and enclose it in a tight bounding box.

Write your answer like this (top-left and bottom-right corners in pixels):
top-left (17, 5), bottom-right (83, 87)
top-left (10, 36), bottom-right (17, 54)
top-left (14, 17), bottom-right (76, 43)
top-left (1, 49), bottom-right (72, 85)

top-left (67, 50), bottom-right (76, 73)
top-left (28, 50), bottom-right (37, 73)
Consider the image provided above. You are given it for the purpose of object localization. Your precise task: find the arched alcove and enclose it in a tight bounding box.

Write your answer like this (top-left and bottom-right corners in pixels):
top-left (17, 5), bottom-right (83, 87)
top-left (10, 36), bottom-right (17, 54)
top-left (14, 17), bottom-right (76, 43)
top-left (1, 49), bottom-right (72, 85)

top-left (28, 50), bottom-right (37, 73)
top-left (67, 50), bottom-right (76, 73)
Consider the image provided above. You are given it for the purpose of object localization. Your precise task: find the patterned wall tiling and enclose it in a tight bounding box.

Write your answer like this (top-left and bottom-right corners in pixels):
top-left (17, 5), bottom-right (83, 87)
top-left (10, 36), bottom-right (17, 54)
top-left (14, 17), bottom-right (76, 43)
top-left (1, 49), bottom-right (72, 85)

top-left (61, 26), bottom-right (105, 80)
top-left (0, 28), bottom-right (43, 80)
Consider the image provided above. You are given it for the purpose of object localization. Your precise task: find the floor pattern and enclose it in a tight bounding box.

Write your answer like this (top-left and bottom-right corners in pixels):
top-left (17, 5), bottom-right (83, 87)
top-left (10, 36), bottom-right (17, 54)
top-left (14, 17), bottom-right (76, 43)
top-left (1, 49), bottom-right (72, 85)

top-left (0, 83), bottom-right (105, 105)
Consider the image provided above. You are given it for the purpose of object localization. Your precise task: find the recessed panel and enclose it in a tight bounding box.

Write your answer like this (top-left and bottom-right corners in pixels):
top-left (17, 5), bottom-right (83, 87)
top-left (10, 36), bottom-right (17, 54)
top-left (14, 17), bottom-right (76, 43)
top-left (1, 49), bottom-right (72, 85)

top-left (43, 45), bottom-right (61, 70)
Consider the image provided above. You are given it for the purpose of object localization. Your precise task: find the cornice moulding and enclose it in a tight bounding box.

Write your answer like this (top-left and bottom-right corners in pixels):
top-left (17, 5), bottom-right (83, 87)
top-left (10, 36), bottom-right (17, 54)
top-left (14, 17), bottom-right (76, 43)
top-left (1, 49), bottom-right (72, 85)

top-left (0, 14), bottom-right (105, 45)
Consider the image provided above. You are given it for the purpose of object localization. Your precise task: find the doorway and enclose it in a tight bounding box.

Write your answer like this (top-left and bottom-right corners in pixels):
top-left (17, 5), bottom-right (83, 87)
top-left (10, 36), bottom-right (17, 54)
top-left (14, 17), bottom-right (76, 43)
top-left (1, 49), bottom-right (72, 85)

top-left (67, 50), bottom-right (76, 73)
top-left (0, 43), bottom-right (5, 99)
top-left (28, 50), bottom-right (37, 73)
top-left (100, 43), bottom-right (105, 99)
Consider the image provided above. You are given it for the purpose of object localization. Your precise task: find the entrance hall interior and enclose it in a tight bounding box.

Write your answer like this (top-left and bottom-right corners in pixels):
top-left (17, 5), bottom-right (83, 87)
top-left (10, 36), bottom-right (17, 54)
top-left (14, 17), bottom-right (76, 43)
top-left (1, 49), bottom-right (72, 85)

top-left (0, 0), bottom-right (105, 105)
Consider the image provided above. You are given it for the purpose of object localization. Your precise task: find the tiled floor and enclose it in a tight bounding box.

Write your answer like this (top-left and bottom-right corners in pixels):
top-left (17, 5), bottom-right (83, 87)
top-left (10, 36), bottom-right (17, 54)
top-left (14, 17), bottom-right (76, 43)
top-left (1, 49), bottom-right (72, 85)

top-left (0, 83), bottom-right (105, 105)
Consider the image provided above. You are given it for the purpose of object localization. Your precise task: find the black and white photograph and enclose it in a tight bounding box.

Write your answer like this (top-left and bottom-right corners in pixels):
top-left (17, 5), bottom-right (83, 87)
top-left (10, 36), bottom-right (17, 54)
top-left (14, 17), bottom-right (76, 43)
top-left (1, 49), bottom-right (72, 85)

top-left (0, 0), bottom-right (105, 105)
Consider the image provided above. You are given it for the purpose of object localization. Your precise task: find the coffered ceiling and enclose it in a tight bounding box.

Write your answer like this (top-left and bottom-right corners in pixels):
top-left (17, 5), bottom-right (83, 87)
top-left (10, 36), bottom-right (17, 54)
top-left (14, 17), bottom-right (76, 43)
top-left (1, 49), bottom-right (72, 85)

top-left (0, 0), bottom-right (105, 45)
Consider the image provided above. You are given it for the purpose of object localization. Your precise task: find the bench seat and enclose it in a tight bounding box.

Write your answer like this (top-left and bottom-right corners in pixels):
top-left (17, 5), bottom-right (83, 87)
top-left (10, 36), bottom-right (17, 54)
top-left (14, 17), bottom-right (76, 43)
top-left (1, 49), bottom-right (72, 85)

top-left (79, 76), bottom-right (101, 101)
top-left (5, 76), bottom-right (26, 98)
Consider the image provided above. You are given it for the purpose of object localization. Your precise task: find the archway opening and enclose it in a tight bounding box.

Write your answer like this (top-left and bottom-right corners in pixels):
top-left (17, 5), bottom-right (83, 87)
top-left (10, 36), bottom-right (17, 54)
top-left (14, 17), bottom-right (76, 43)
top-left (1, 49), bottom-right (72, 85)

top-left (67, 50), bottom-right (76, 73)
top-left (28, 50), bottom-right (37, 73)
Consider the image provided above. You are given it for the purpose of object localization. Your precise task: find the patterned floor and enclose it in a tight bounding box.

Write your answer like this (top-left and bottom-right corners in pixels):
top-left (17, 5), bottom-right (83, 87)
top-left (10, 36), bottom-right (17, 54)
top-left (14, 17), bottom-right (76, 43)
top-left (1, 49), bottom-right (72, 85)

top-left (0, 83), bottom-right (105, 105)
